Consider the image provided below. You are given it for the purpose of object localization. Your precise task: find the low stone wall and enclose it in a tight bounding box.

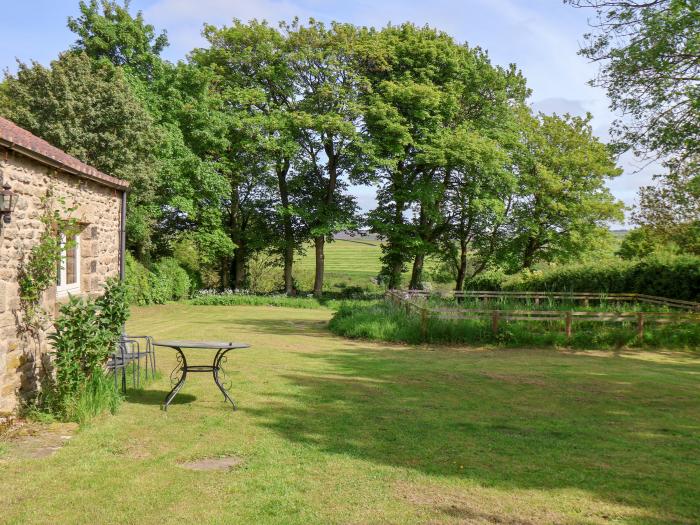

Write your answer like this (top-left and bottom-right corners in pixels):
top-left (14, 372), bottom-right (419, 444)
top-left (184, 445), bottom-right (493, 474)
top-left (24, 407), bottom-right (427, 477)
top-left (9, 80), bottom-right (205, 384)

top-left (0, 148), bottom-right (124, 413)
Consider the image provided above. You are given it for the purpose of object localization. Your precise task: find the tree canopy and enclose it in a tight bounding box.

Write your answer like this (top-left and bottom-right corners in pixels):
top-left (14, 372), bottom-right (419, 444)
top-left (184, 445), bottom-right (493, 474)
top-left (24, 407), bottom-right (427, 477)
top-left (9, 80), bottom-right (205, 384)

top-left (1, 1), bottom-right (629, 292)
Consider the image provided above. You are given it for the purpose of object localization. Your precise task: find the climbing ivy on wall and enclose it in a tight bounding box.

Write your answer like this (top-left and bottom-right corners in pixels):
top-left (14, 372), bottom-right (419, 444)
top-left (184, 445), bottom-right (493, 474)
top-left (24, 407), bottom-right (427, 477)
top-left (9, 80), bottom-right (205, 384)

top-left (17, 188), bottom-right (79, 335)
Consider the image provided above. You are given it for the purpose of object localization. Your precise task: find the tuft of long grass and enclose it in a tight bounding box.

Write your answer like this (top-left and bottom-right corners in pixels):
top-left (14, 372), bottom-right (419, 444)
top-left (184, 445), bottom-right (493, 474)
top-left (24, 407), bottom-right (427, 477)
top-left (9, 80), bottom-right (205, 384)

top-left (69, 372), bottom-right (123, 426)
top-left (329, 301), bottom-right (700, 349)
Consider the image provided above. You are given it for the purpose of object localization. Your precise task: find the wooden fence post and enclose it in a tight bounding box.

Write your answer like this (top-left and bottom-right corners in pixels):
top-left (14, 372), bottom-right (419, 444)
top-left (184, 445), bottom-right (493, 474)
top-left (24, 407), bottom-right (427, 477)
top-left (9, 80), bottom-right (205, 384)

top-left (637, 312), bottom-right (644, 338)
top-left (420, 308), bottom-right (428, 341)
top-left (491, 310), bottom-right (500, 336)
top-left (565, 311), bottom-right (572, 338)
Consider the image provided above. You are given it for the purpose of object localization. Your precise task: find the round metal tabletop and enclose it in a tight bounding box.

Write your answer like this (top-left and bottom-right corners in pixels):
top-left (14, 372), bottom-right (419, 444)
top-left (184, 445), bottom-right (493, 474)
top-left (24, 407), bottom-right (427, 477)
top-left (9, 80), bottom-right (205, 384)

top-left (153, 340), bottom-right (250, 350)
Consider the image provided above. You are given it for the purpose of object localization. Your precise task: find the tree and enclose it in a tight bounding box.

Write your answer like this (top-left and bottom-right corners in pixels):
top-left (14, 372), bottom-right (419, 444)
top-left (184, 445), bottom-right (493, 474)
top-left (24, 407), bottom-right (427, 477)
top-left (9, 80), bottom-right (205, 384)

top-left (285, 20), bottom-right (373, 297)
top-left (505, 112), bottom-right (625, 270)
top-left (362, 24), bottom-right (468, 289)
top-left (362, 23), bottom-right (528, 288)
top-left (68, 0), bottom-right (168, 79)
top-left (437, 129), bottom-right (514, 290)
top-left (0, 52), bottom-right (159, 257)
top-left (569, 0), bottom-right (700, 162)
top-left (195, 20), bottom-right (304, 294)
top-left (632, 157), bottom-right (700, 254)
top-left (67, 1), bottom-right (233, 267)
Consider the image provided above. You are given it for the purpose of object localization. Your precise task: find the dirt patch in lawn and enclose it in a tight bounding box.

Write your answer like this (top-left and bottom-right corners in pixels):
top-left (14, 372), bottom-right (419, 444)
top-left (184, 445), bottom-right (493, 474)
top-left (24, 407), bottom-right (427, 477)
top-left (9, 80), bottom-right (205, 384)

top-left (0, 420), bottom-right (78, 460)
top-left (393, 480), bottom-right (646, 525)
top-left (179, 455), bottom-right (245, 471)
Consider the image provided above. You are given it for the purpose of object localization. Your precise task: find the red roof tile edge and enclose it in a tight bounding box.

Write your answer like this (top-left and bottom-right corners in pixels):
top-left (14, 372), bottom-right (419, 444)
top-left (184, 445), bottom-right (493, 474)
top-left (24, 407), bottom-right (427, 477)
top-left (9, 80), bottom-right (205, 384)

top-left (0, 117), bottom-right (129, 190)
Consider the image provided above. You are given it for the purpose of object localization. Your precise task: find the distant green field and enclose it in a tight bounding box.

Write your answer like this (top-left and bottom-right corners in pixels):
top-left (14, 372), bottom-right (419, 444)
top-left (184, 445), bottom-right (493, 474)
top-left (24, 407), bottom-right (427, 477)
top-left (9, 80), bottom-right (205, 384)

top-left (294, 239), bottom-right (444, 291)
top-left (296, 239), bottom-right (383, 284)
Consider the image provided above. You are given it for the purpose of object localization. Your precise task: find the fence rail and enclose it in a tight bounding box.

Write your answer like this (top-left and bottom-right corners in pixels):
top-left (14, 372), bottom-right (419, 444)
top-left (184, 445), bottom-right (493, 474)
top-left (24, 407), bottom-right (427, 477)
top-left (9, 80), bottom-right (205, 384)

top-left (386, 289), bottom-right (700, 339)
top-left (396, 289), bottom-right (700, 311)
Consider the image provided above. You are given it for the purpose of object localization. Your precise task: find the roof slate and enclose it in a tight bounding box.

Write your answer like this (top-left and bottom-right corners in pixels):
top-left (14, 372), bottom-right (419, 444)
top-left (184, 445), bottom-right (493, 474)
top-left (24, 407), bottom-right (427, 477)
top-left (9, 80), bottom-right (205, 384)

top-left (0, 116), bottom-right (129, 190)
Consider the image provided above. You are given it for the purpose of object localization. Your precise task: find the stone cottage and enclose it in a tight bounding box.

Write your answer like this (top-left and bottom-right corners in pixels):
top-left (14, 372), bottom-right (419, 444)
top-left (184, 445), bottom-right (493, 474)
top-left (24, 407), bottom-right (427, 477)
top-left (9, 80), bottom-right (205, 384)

top-left (0, 117), bottom-right (129, 414)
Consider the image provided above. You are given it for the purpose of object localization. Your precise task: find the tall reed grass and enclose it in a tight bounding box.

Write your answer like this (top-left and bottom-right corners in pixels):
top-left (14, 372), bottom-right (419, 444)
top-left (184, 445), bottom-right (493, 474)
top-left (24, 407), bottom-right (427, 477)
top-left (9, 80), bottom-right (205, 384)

top-left (329, 301), bottom-right (700, 349)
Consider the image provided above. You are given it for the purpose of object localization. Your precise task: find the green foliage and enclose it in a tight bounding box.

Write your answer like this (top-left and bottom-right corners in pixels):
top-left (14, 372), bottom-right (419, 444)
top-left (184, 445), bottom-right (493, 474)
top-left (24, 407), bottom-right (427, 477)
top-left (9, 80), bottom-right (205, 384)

top-left (617, 227), bottom-right (675, 259)
top-left (70, 372), bottom-right (122, 426)
top-left (506, 112), bottom-right (624, 270)
top-left (190, 291), bottom-right (330, 309)
top-left (17, 190), bottom-right (78, 333)
top-left (125, 252), bottom-right (191, 305)
top-left (152, 258), bottom-right (191, 302)
top-left (463, 270), bottom-right (508, 291)
top-left (124, 252), bottom-right (153, 305)
top-left (68, 0), bottom-right (168, 78)
top-left (499, 255), bottom-right (700, 301)
top-left (0, 51), bottom-right (160, 256)
top-left (571, 0), bottom-right (700, 161)
top-left (329, 300), bottom-right (700, 349)
top-left (45, 287), bottom-right (127, 421)
top-left (95, 278), bottom-right (130, 344)
top-left (632, 161), bottom-right (700, 256)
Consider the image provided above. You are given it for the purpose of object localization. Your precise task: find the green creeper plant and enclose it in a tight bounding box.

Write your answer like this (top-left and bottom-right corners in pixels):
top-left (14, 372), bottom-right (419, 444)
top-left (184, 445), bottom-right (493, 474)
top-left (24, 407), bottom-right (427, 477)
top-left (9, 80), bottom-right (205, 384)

top-left (17, 189), bottom-right (78, 335)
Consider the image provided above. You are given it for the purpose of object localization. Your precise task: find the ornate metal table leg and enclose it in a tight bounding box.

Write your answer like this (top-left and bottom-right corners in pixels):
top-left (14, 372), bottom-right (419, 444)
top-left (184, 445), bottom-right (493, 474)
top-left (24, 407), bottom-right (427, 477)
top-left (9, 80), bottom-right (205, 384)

top-left (212, 348), bottom-right (236, 410)
top-left (162, 347), bottom-right (188, 411)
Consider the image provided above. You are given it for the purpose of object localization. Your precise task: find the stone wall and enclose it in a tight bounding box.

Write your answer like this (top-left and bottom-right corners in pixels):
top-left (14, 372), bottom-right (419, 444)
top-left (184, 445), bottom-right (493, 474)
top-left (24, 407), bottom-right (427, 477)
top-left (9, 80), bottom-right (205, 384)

top-left (0, 148), bottom-right (124, 414)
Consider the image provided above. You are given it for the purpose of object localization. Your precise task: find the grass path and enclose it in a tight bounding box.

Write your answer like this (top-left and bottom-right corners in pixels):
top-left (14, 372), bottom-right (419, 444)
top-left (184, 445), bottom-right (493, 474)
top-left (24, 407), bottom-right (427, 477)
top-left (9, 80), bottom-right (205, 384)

top-left (1, 304), bottom-right (700, 524)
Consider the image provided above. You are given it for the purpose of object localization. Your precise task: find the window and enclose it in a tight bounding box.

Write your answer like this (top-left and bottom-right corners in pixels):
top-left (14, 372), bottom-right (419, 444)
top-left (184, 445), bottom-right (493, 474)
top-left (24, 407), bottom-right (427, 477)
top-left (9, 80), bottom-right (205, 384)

top-left (57, 232), bottom-right (80, 296)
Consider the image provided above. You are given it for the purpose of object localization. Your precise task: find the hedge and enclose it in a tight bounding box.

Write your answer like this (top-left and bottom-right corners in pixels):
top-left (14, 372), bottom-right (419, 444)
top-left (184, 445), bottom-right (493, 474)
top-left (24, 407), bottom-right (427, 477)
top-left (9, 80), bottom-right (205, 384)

top-left (463, 255), bottom-right (700, 301)
top-left (125, 253), bottom-right (191, 305)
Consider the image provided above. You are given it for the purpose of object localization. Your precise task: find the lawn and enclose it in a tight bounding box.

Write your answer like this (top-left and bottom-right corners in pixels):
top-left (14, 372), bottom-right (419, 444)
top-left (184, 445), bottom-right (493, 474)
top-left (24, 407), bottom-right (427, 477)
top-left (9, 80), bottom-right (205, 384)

top-left (1, 304), bottom-right (700, 524)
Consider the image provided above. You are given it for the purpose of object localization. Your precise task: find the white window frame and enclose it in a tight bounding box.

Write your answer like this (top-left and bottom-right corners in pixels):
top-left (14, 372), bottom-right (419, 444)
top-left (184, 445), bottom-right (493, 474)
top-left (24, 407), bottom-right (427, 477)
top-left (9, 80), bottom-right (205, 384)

top-left (57, 232), bottom-right (81, 297)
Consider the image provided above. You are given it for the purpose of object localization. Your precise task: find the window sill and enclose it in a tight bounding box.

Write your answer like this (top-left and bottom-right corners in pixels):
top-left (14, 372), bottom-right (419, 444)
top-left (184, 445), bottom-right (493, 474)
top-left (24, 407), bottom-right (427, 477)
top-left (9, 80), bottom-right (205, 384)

top-left (56, 286), bottom-right (81, 299)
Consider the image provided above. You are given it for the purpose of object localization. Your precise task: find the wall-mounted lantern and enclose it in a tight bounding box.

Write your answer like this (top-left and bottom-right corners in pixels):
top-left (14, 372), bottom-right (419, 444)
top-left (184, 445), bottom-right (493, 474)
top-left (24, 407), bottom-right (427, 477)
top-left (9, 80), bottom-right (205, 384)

top-left (0, 182), bottom-right (17, 224)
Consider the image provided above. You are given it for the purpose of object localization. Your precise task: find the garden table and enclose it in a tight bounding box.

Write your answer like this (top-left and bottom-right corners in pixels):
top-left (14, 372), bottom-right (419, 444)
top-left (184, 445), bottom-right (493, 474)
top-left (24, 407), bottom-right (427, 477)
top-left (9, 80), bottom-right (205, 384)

top-left (153, 340), bottom-right (250, 411)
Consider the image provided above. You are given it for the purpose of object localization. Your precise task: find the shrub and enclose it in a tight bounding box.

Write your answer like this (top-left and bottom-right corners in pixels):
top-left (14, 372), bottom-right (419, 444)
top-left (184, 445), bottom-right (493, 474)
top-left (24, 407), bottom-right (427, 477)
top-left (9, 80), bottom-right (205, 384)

top-left (463, 269), bottom-right (507, 291)
top-left (500, 255), bottom-right (700, 301)
top-left (125, 253), bottom-right (191, 305)
top-left (190, 290), bottom-right (330, 309)
top-left (125, 252), bottom-right (153, 305)
top-left (95, 278), bottom-right (130, 345)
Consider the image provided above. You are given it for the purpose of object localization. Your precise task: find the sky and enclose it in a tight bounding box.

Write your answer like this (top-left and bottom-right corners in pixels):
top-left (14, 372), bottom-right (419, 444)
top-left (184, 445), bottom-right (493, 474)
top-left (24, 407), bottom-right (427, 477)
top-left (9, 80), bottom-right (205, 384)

top-left (0, 0), bottom-right (658, 223)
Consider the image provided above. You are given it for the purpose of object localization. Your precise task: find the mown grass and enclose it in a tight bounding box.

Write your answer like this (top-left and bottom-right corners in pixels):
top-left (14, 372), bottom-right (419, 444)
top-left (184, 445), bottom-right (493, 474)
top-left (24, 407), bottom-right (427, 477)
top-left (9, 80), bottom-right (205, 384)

top-left (329, 300), bottom-right (700, 349)
top-left (190, 292), bottom-right (381, 309)
top-left (1, 304), bottom-right (699, 524)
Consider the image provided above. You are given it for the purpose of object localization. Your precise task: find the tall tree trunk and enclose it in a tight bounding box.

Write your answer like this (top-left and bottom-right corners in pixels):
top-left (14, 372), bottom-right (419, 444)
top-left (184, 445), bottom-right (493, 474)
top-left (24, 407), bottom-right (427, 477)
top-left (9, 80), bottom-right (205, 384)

top-left (409, 201), bottom-right (428, 289)
top-left (409, 254), bottom-right (425, 289)
top-left (455, 238), bottom-right (468, 291)
top-left (313, 236), bottom-right (325, 297)
top-left (233, 243), bottom-right (246, 289)
top-left (386, 186), bottom-right (406, 289)
top-left (228, 183), bottom-right (243, 290)
top-left (276, 159), bottom-right (294, 295)
top-left (220, 258), bottom-right (231, 290)
top-left (312, 141), bottom-right (339, 298)
top-left (388, 257), bottom-right (403, 290)
top-left (522, 236), bottom-right (538, 269)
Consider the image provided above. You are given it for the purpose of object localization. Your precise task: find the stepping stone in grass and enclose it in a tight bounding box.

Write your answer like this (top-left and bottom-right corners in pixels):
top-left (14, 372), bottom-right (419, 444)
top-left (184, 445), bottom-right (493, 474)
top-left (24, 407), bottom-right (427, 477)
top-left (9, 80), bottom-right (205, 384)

top-left (179, 455), bottom-right (245, 471)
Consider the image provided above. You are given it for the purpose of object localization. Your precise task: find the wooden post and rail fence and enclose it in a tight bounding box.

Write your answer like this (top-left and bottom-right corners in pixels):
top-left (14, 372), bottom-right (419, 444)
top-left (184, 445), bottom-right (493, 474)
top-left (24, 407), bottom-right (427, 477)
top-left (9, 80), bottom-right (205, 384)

top-left (386, 289), bottom-right (700, 340)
